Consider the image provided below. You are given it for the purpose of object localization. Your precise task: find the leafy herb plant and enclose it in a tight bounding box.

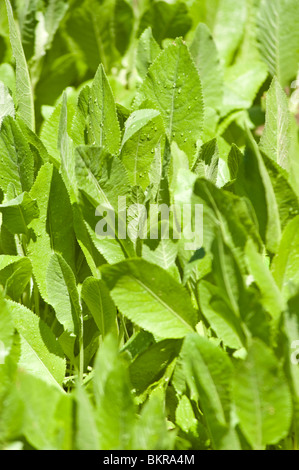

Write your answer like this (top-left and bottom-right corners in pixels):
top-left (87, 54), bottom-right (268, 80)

top-left (1, 0), bottom-right (299, 450)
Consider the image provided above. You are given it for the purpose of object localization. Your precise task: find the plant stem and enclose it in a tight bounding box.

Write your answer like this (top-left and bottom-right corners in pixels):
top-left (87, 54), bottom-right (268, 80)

top-left (34, 281), bottom-right (40, 316)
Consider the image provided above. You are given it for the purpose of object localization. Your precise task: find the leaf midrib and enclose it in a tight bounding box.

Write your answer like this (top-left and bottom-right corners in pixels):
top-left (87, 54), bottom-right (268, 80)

top-left (128, 273), bottom-right (194, 332)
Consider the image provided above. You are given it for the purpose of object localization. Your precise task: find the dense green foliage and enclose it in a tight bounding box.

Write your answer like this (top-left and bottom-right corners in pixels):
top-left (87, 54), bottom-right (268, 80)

top-left (1, 0), bottom-right (299, 450)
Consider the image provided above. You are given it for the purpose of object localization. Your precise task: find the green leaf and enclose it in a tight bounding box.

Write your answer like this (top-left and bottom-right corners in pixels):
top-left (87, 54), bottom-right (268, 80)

top-left (96, 363), bottom-right (136, 450)
top-left (1, 0), bottom-right (299, 450)
top-left (245, 239), bottom-right (285, 319)
top-left (120, 109), bottom-right (164, 189)
top-left (221, 60), bottom-right (268, 116)
top-left (15, 370), bottom-right (72, 450)
top-left (8, 300), bottom-right (66, 388)
top-left (231, 131), bottom-right (281, 254)
top-left (283, 293), bottom-right (299, 439)
top-left (0, 191), bottom-right (39, 234)
top-left (121, 109), bottom-right (161, 147)
top-left (15, 0), bottom-right (38, 61)
top-left (148, 141), bottom-right (163, 200)
top-left (75, 383), bottom-right (100, 450)
top-left (133, 394), bottom-right (176, 450)
top-left (192, 138), bottom-right (219, 184)
top-left (288, 117), bottom-right (299, 197)
top-left (72, 202), bottom-right (104, 277)
top-left (182, 246), bottom-right (212, 285)
top-left (17, 118), bottom-right (50, 168)
top-left (134, 38), bottom-right (204, 161)
top-left (227, 143), bottom-right (242, 180)
top-left (89, 64), bottom-right (121, 155)
top-left (0, 290), bottom-right (14, 366)
top-left (208, 233), bottom-right (271, 345)
top-left (211, 0), bottom-right (247, 66)
top-left (70, 85), bottom-right (91, 148)
top-left (46, 253), bottom-right (81, 335)
top-left (193, 177), bottom-right (262, 261)
top-left (78, 193), bottom-right (130, 264)
top-left (142, 239), bottom-right (178, 272)
top-left (27, 163), bottom-right (53, 302)
top-left (177, 398), bottom-right (211, 449)
top-left (65, 0), bottom-right (133, 73)
top-left (0, 255), bottom-right (32, 301)
top-left (43, 0), bottom-right (69, 52)
top-left (5, 0), bottom-right (35, 130)
top-left (75, 145), bottom-right (129, 210)
top-left (210, 233), bottom-right (245, 316)
top-left (190, 23), bottom-right (223, 111)
top-left (121, 330), bottom-right (154, 361)
top-left (198, 280), bottom-right (244, 350)
top-left (58, 92), bottom-right (77, 202)
top-left (257, 0), bottom-right (299, 87)
top-left (0, 64), bottom-right (15, 97)
top-left (272, 216), bottom-right (299, 300)
top-left (168, 142), bottom-right (190, 197)
top-left (47, 168), bottom-right (76, 272)
top-left (136, 27), bottom-right (161, 80)
top-left (260, 77), bottom-right (292, 170)
top-left (236, 0), bottom-right (263, 63)
top-left (101, 259), bottom-right (197, 339)
top-left (74, 146), bottom-right (135, 259)
top-left (181, 333), bottom-right (239, 450)
top-left (233, 339), bottom-right (292, 449)
top-left (0, 81), bottom-right (15, 124)
top-left (129, 338), bottom-right (181, 395)
top-left (138, 1), bottom-right (192, 44)
top-left (189, 0), bottom-right (247, 66)
top-left (92, 335), bottom-right (136, 450)
top-left (81, 277), bottom-right (118, 337)
top-left (40, 100), bottom-right (62, 164)
top-left (0, 116), bottom-right (34, 194)
top-left (261, 151), bottom-right (299, 230)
